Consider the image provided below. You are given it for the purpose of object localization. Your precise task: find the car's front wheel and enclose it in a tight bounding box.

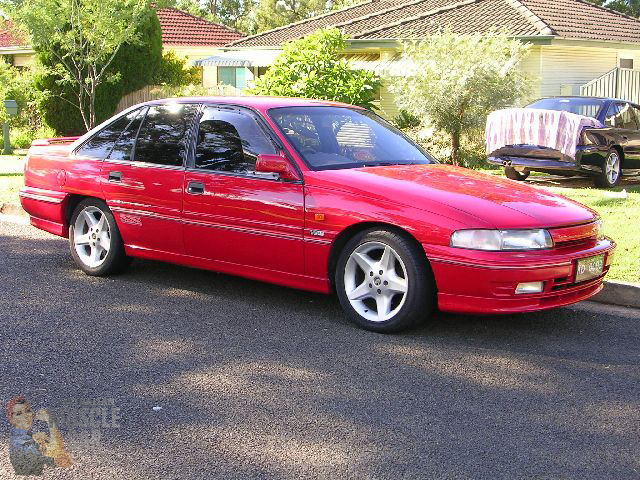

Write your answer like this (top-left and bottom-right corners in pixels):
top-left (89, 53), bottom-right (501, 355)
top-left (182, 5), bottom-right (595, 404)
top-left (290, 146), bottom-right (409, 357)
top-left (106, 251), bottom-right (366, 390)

top-left (69, 198), bottom-right (129, 276)
top-left (335, 228), bottom-right (436, 333)
top-left (595, 149), bottom-right (622, 188)
top-left (504, 166), bottom-right (530, 181)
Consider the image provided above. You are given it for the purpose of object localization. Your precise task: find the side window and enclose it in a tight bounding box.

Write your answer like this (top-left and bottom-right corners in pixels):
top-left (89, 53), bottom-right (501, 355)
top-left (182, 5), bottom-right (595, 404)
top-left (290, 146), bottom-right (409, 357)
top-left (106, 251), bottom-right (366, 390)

top-left (195, 108), bottom-right (277, 174)
top-left (108, 107), bottom-right (146, 161)
top-left (615, 103), bottom-right (638, 130)
top-left (134, 104), bottom-right (198, 167)
top-left (77, 110), bottom-right (139, 158)
top-left (604, 103), bottom-right (619, 127)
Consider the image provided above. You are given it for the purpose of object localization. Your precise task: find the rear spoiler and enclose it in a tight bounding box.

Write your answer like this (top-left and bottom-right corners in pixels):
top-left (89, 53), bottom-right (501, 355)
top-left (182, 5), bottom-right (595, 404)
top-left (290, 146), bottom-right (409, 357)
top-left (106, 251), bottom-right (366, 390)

top-left (31, 136), bottom-right (81, 146)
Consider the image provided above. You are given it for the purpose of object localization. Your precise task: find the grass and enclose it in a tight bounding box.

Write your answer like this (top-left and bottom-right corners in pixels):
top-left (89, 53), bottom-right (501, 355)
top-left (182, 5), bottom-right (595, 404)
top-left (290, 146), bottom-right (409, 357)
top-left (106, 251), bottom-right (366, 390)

top-left (540, 185), bottom-right (640, 284)
top-left (0, 173), bottom-right (23, 204)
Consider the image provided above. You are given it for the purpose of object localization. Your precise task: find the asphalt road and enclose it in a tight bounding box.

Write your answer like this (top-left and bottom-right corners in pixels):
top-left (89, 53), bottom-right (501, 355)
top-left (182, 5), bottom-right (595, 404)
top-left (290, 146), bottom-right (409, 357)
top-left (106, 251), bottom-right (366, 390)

top-left (0, 218), bottom-right (638, 480)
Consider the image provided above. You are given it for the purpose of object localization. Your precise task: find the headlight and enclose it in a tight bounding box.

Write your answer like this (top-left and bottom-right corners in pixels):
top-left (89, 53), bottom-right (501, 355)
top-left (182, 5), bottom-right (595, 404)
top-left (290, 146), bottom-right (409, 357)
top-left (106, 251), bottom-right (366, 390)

top-left (450, 229), bottom-right (553, 251)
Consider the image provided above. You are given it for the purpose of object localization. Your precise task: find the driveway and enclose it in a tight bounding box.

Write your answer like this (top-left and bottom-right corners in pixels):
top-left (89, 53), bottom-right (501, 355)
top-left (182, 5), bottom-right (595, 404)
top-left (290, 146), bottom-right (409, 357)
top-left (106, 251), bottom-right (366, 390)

top-left (0, 219), bottom-right (639, 479)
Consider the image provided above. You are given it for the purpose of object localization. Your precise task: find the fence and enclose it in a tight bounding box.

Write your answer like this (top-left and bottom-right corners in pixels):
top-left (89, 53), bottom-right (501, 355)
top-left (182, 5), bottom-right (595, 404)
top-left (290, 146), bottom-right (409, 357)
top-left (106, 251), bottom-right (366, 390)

top-left (580, 68), bottom-right (640, 104)
top-left (115, 84), bottom-right (247, 114)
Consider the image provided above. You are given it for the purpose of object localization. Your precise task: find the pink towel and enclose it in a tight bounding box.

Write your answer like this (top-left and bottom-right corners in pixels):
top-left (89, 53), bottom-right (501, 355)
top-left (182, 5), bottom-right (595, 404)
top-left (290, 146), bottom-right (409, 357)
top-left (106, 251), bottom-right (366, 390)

top-left (485, 108), bottom-right (603, 159)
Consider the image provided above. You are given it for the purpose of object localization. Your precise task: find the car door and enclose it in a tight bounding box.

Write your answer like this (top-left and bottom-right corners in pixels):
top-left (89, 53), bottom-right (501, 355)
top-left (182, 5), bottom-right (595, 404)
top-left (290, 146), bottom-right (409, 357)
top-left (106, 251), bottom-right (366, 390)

top-left (182, 105), bottom-right (305, 274)
top-left (604, 102), bottom-right (640, 165)
top-left (101, 103), bottom-right (199, 255)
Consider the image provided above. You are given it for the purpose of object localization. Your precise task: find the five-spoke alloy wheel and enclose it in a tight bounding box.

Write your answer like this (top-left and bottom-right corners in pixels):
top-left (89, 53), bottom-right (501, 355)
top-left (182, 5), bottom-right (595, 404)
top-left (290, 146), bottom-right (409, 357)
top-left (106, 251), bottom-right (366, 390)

top-left (69, 199), bottom-right (129, 276)
top-left (336, 228), bottom-right (435, 333)
top-left (595, 149), bottom-right (622, 188)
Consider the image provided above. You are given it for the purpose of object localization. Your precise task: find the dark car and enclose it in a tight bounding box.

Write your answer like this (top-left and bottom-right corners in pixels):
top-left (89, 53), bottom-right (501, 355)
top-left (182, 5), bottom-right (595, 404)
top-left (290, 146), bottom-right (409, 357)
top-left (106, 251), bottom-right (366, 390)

top-left (487, 97), bottom-right (640, 187)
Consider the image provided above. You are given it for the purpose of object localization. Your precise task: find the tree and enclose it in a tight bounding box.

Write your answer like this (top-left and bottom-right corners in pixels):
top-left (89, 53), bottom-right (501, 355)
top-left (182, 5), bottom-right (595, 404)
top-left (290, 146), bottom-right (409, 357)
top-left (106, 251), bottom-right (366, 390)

top-left (35, 9), bottom-right (163, 134)
top-left (253, 0), bottom-right (325, 32)
top-left (587, 0), bottom-right (640, 17)
top-left (9, 0), bottom-right (150, 131)
top-left (388, 29), bottom-right (532, 166)
top-left (250, 28), bottom-right (380, 110)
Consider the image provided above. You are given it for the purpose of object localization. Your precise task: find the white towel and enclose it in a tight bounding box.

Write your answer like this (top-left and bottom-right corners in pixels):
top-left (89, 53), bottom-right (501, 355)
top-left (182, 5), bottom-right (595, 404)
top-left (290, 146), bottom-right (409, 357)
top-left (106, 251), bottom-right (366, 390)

top-left (486, 108), bottom-right (603, 159)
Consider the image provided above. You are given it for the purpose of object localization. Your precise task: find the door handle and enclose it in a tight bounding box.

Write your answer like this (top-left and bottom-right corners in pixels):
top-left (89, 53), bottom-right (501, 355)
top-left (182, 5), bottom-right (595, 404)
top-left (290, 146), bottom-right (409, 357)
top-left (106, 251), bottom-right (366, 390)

top-left (108, 171), bottom-right (122, 182)
top-left (622, 136), bottom-right (629, 141)
top-left (187, 181), bottom-right (205, 195)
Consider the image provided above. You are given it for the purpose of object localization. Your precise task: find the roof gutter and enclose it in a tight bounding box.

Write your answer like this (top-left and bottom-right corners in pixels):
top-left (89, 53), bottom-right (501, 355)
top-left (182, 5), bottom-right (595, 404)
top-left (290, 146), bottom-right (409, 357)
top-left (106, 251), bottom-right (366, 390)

top-left (0, 46), bottom-right (33, 54)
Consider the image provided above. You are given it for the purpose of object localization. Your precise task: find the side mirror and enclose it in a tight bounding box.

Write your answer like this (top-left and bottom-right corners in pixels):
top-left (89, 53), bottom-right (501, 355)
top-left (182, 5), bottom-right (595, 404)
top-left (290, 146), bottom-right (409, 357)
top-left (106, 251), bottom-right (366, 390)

top-left (255, 153), bottom-right (300, 181)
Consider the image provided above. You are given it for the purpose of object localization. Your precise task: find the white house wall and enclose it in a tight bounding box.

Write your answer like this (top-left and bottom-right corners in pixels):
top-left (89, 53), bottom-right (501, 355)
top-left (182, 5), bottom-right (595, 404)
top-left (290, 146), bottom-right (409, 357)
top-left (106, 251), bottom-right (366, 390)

top-left (538, 44), bottom-right (623, 97)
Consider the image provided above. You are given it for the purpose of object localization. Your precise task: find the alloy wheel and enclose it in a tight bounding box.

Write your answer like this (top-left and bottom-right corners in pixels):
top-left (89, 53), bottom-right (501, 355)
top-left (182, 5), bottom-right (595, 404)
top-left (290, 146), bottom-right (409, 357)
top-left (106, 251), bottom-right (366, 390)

top-left (606, 152), bottom-right (621, 185)
top-left (343, 241), bottom-right (409, 323)
top-left (73, 206), bottom-right (111, 268)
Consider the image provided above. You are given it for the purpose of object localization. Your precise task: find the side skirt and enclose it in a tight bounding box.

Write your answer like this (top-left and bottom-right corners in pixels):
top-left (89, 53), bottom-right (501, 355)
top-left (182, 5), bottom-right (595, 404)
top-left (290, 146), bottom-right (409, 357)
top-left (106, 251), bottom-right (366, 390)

top-left (124, 244), bottom-right (331, 294)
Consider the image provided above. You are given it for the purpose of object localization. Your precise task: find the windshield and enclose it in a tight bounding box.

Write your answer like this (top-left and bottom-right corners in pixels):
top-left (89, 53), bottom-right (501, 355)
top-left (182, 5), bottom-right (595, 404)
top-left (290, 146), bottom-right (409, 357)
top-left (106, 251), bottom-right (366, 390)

top-left (526, 98), bottom-right (606, 119)
top-left (268, 106), bottom-right (434, 170)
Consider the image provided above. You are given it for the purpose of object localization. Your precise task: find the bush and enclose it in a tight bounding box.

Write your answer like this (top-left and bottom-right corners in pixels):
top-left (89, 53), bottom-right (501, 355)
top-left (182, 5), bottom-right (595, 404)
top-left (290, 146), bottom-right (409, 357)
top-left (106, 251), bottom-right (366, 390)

top-left (403, 124), bottom-right (492, 170)
top-left (7, 124), bottom-right (56, 149)
top-left (387, 29), bottom-right (531, 166)
top-left (393, 110), bottom-right (421, 130)
top-left (154, 51), bottom-right (201, 87)
top-left (250, 28), bottom-right (380, 110)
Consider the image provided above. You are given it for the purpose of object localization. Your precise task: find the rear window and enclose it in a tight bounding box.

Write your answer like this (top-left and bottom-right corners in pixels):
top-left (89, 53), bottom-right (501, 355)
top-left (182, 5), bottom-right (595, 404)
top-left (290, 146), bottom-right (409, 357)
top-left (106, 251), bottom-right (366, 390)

top-left (527, 98), bottom-right (605, 119)
top-left (77, 109), bottom-right (142, 158)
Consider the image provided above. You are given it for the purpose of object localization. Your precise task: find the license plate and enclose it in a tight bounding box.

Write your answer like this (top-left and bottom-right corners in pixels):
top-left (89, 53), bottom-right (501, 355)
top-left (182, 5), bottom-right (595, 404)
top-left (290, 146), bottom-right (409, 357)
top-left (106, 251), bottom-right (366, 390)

top-left (575, 254), bottom-right (605, 283)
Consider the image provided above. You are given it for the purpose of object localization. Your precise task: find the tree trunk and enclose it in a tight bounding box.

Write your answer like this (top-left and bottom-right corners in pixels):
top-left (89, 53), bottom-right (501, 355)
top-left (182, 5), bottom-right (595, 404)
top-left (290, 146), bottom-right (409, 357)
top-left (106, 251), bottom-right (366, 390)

top-left (89, 83), bottom-right (96, 130)
top-left (451, 130), bottom-right (461, 167)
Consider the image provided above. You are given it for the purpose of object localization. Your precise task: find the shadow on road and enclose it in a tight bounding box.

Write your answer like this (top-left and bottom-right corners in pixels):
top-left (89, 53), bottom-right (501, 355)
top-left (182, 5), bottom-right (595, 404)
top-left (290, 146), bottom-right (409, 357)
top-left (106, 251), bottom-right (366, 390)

top-left (0, 229), bottom-right (639, 479)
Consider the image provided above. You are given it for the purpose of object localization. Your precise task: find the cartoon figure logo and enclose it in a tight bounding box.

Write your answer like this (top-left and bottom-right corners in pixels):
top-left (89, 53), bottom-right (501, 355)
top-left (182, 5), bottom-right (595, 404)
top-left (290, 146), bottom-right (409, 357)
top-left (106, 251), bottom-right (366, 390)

top-left (6, 396), bottom-right (72, 476)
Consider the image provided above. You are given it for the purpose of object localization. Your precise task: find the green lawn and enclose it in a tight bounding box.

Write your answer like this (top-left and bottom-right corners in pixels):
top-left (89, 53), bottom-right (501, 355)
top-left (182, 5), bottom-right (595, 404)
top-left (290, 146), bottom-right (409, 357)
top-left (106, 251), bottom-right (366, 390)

top-left (540, 185), bottom-right (640, 284)
top-left (0, 174), bottom-right (23, 204)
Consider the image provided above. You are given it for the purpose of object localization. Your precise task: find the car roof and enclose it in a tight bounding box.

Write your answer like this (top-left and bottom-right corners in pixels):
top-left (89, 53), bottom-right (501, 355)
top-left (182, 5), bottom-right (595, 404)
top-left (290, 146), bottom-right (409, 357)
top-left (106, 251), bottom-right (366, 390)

top-left (533, 96), bottom-right (632, 103)
top-left (143, 96), bottom-right (361, 110)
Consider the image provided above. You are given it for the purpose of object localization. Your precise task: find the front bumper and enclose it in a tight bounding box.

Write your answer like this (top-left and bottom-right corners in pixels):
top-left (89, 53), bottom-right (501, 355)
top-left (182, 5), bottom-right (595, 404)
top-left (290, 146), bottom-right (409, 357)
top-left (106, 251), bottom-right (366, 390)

top-left (424, 238), bottom-right (615, 314)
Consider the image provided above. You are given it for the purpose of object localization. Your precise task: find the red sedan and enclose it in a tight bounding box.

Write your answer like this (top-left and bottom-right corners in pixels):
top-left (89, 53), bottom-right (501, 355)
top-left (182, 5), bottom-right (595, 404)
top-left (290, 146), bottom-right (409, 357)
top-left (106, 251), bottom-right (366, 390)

top-left (20, 97), bottom-right (615, 332)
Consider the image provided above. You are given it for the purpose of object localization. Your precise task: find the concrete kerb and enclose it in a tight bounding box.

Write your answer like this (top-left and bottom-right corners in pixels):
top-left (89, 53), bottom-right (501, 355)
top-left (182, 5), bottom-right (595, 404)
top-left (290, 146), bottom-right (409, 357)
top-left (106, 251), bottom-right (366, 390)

top-left (592, 280), bottom-right (640, 309)
top-left (0, 202), bottom-right (638, 309)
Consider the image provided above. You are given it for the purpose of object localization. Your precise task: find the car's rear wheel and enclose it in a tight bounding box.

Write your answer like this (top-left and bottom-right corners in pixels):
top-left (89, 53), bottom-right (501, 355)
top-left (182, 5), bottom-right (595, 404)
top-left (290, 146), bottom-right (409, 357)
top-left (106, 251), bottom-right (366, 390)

top-left (504, 166), bottom-right (530, 181)
top-left (335, 228), bottom-right (435, 333)
top-left (595, 149), bottom-right (622, 188)
top-left (69, 198), bottom-right (129, 276)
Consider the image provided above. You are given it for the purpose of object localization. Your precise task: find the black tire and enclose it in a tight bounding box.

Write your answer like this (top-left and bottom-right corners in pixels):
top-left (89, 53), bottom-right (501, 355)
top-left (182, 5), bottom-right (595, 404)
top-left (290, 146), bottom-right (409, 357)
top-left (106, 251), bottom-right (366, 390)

top-left (504, 166), bottom-right (530, 181)
top-left (594, 149), bottom-right (622, 188)
top-left (68, 198), bottom-right (129, 276)
top-left (335, 228), bottom-right (436, 333)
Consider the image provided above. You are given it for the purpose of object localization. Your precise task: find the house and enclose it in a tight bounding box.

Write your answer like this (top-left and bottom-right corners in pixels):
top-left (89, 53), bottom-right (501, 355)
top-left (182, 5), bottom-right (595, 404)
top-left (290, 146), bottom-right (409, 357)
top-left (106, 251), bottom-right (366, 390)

top-left (0, 20), bottom-right (32, 67)
top-left (0, 8), bottom-right (244, 84)
top-left (214, 0), bottom-right (640, 120)
top-left (154, 7), bottom-right (244, 85)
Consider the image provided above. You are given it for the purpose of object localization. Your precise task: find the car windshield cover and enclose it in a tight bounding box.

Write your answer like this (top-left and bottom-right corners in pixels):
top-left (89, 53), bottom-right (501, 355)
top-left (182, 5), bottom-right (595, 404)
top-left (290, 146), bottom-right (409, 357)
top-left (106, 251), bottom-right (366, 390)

top-left (268, 106), bottom-right (434, 170)
top-left (526, 98), bottom-right (606, 119)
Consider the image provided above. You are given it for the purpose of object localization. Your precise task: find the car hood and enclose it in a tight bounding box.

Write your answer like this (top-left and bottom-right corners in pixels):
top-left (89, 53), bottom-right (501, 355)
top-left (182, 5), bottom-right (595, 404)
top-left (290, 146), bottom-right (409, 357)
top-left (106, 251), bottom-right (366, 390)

top-left (306, 164), bottom-right (597, 229)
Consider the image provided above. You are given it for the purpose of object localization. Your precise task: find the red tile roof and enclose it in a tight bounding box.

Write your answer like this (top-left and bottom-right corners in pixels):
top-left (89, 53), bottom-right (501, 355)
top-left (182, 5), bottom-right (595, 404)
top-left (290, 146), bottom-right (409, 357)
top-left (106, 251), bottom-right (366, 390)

top-left (0, 20), bottom-right (28, 48)
top-left (156, 8), bottom-right (244, 46)
top-left (2, 10), bottom-right (244, 49)
top-left (230, 0), bottom-right (640, 47)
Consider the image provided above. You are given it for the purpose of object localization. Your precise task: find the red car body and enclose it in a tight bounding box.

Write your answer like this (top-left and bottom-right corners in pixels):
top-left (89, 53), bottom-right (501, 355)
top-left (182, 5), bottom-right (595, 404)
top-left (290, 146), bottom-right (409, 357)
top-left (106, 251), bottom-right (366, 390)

top-left (20, 97), bottom-right (615, 315)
